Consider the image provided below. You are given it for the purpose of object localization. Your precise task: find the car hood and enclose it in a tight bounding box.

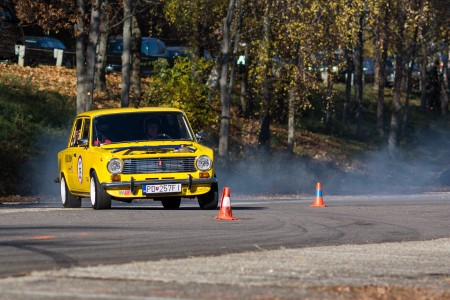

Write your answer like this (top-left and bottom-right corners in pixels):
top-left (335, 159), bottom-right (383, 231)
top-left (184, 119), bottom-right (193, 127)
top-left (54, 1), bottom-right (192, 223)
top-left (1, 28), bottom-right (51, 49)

top-left (94, 141), bottom-right (210, 156)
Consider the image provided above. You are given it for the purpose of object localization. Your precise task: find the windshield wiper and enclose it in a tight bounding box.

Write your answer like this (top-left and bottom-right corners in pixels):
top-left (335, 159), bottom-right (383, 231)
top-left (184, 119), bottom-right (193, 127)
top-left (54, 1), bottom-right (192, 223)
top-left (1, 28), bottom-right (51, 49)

top-left (111, 145), bottom-right (195, 153)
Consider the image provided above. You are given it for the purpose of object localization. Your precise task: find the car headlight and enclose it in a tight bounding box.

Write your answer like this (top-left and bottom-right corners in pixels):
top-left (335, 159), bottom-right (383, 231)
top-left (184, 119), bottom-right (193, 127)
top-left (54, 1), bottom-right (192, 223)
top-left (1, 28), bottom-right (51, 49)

top-left (107, 158), bottom-right (123, 174)
top-left (196, 155), bottom-right (212, 171)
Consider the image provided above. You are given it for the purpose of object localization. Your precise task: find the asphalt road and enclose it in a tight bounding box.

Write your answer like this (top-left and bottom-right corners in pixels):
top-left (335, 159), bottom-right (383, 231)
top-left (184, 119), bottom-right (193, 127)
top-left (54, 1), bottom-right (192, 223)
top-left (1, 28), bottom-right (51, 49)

top-left (1, 192), bottom-right (449, 281)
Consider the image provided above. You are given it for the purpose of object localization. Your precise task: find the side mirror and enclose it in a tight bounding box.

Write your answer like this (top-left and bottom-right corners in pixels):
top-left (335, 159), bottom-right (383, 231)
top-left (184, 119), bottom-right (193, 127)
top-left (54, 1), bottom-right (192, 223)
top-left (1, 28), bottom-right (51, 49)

top-left (195, 132), bottom-right (203, 142)
top-left (78, 138), bottom-right (89, 147)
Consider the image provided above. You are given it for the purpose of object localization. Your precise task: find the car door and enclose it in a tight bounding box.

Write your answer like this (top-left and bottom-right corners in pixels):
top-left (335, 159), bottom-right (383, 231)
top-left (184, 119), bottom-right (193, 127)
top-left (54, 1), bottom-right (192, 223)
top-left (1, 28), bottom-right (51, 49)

top-left (65, 117), bottom-right (91, 193)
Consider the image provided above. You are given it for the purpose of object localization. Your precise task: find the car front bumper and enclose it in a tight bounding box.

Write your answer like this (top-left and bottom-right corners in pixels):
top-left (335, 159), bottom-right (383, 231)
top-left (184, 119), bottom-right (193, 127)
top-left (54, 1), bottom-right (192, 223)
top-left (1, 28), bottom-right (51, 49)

top-left (102, 176), bottom-right (217, 191)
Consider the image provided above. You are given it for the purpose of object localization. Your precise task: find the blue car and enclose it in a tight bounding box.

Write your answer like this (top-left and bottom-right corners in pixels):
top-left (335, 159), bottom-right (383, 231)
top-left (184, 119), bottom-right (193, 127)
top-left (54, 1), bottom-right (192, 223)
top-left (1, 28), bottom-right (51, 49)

top-left (105, 37), bottom-right (169, 75)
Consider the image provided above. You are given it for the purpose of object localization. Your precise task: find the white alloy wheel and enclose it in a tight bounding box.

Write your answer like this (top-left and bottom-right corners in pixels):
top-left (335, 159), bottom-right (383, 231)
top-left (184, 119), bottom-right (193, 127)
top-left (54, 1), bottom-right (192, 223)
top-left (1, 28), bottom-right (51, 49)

top-left (60, 177), bottom-right (67, 205)
top-left (90, 171), bottom-right (112, 209)
top-left (90, 176), bottom-right (96, 206)
top-left (60, 175), bottom-right (81, 208)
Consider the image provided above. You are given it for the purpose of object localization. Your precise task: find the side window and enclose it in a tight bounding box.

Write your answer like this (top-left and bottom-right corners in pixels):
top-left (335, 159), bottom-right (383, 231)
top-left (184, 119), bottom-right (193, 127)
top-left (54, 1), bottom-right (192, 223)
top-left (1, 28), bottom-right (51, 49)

top-left (46, 40), bottom-right (55, 49)
top-left (81, 118), bottom-right (90, 144)
top-left (157, 41), bottom-right (166, 55)
top-left (108, 41), bottom-right (123, 54)
top-left (55, 40), bottom-right (65, 50)
top-left (70, 119), bottom-right (83, 147)
top-left (148, 41), bottom-right (157, 56)
top-left (39, 40), bottom-right (49, 48)
top-left (141, 41), bottom-right (148, 56)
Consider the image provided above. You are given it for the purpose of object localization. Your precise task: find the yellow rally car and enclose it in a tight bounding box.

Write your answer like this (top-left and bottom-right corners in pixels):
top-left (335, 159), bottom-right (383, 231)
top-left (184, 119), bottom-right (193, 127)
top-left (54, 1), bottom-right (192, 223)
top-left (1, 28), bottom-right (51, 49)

top-left (57, 107), bottom-right (218, 210)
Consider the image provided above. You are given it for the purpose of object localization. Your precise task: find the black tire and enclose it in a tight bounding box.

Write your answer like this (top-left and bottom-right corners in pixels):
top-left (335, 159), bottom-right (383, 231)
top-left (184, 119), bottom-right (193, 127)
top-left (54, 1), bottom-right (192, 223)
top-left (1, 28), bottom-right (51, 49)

top-left (197, 183), bottom-right (218, 210)
top-left (161, 197), bottom-right (181, 209)
top-left (60, 175), bottom-right (81, 208)
top-left (90, 171), bottom-right (111, 210)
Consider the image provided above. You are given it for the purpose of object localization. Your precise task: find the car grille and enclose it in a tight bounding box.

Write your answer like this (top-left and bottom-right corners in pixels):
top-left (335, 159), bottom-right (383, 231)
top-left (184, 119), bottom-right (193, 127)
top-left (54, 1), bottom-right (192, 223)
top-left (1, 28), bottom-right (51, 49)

top-left (122, 157), bottom-right (196, 174)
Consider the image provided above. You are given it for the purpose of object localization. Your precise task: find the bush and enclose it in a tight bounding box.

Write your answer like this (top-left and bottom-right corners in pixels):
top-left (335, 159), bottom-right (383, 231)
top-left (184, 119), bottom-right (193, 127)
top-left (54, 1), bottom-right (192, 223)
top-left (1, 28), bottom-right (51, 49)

top-left (0, 100), bottom-right (38, 195)
top-left (145, 57), bottom-right (219, 131)
top-left (0, 73), bottom-right (75, 195)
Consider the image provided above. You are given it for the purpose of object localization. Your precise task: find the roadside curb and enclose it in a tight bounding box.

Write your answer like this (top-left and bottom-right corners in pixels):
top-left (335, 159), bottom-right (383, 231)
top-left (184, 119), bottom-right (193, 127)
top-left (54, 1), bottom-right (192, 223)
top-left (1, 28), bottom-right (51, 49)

top-left (0, 195), bottom-right (39, 205)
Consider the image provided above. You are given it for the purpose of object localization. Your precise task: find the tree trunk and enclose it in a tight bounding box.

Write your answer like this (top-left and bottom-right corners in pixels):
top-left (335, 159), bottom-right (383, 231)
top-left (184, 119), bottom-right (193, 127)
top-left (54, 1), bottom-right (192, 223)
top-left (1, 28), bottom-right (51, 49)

top-left (258, 0), bottom-right (272, 150)
top-left (287, 85), bottom-right (295, 154)
top-left (388, 58), bottom-right (403, 158)
top-left (76, 0), bottom-right (88, 114)
top-left (326, 77), bottom-right (333, 132)
top-left (419, 39), bottom-right (428, 111)
top-left (372, 25), bottom-right (380, 92)
top-left (417, 0), bottom-right (428, 111)
top-left (206, 64), bottom-right (220, 102)
top-left (376, 4), bottom-right (389, 137)
top-left (95, 30), bottom-right (108, 93)
top-left (240, 45), bottom-right (251, 117)
top-left (76, 0), bottom-right (101, 114)
top-left (85, 0), bottom-right (101, 108)
top-left (218, 0), bottom-right (236, 158)
top-left (440, 66), bottom-right (449, 117)
top-left (342, 48), bottom-right (352, 124)
top-left (354, 12), bottom-right (364, 138)
top-left (388, 4), bottom-right (406, 157)
top-left (401, 25), bottom-right (420, 137)
top-left (130, 14), bottom-right (142, 103)
top-left (121, 0), bottom-right (132, 107)
top-left (228, 0), bottom-right (244, 96)
top-left (440, 41), bottom-right (449, 116)
top-left (95, 0), bottom-right (109, 93)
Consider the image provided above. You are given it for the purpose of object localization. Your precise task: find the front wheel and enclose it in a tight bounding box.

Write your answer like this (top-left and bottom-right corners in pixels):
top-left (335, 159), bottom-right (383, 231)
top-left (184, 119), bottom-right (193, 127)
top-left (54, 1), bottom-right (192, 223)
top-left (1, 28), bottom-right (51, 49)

top-left (197, 183), bottom-right (218, 210)
top-left (60, 175), bottom-right (81, 208)
top-left (90, 171), bottom-right (111, 210)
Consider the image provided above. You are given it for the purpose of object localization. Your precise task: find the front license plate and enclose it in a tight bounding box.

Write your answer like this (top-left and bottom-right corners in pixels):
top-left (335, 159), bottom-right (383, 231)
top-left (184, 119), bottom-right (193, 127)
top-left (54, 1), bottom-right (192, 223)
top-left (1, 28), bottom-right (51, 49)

top-left (143, 183), bottom-right (182, 194)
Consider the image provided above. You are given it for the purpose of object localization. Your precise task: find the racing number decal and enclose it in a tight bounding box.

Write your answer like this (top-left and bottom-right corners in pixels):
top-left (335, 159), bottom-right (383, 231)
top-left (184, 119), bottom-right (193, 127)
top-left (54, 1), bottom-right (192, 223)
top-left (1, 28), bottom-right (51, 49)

top-left (77, 156), bottom-right (83, 184)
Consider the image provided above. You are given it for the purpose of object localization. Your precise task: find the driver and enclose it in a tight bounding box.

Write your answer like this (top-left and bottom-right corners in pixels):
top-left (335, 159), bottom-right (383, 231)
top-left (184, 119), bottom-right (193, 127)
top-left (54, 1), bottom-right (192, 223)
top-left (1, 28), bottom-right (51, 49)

top-left (94, 122), bottom-right (112, 145)
top-left (145, 117), bottom-right (161, 139)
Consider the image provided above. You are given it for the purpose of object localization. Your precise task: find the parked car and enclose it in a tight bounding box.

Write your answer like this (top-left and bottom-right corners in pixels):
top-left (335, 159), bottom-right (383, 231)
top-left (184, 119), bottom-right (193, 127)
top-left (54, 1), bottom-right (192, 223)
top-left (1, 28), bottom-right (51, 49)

top-left (166, 46), bottom-right (212, 66)
top-left (57, 107), bottom-right (218, 210)
top-left (166, 46), bottom-right (190, 66)
top-left (363, 57), bottom-right (375, 83)
top-left (309, 52), bottom-right (347, 82)
top-left (105, 36), bottom-right (169, 75)
top-left (385, 57), bottom-right (421, 88)
top-left (0, 1), bottom-right (23, 60)
top-left (23, 36), bottom-right (74, 67)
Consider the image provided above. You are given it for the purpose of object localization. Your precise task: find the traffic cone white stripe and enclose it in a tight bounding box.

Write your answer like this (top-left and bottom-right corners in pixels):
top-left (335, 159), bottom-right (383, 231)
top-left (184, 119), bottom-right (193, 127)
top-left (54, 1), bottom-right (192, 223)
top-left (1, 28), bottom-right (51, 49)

top-left (215, 187), bottom-right (238, 220)
top-left (222, 196), bottom-right (231, 207)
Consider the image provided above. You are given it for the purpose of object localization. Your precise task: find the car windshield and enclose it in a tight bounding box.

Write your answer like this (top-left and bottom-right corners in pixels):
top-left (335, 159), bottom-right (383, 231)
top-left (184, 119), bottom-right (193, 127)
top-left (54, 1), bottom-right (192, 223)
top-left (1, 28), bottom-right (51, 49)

top-left (92, 112), bottom-right (195, 144)
top-left (108, 37), bottom-right (167, 57)
top-left (44, 39), bottom-right (65, 50)
top-left (108, 40), bottom-right (123, 55)
top-left (25, 38), bottom-right (66, 50)
top-left (142, 39), bottom-right (166, 56)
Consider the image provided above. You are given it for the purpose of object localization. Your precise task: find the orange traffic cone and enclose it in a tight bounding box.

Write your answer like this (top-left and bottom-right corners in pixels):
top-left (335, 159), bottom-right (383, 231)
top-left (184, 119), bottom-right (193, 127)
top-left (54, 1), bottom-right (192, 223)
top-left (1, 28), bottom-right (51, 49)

top-left (215, 187), bottom-right (238, 220)
top-left (311, 182), bottom-right (327, 207)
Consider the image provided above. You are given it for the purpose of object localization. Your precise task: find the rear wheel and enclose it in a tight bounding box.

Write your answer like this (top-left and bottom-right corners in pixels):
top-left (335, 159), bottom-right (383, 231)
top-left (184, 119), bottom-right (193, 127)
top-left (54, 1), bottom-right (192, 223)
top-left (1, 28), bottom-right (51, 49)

top-left (60, 175), bottom-right (81, 208)
top-left (197, 183), bottom-right (218, 210)
top-left (161, 197), bottom-right (181, 209)
top-left (90, 171), bottom-right (111, 210)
